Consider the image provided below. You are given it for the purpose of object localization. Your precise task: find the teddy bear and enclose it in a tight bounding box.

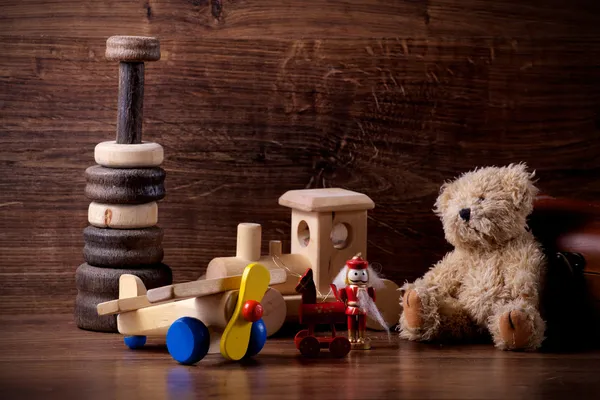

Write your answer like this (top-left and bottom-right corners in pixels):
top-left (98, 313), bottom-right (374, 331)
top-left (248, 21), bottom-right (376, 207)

top-left (398, 163), bottom-right (547, 351)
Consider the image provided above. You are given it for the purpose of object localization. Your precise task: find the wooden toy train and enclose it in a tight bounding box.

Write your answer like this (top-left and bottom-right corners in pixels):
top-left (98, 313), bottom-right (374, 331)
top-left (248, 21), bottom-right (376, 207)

top-left (206, 187), bottom-right (402, 335)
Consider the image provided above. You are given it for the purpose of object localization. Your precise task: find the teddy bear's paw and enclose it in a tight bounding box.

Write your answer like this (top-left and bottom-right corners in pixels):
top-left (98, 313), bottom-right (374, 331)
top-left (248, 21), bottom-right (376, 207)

top-left (498, 310), bottom-right (533, 350)
top-left (402, 289), bottom-right (423, 329)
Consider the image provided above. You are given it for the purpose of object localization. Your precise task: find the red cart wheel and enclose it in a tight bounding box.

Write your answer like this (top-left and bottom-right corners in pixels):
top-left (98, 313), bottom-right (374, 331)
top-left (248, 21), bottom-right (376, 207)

top-left (298, 336), bottom-right (320, 358)
top-left (329, 336), bottom-right (351, 358)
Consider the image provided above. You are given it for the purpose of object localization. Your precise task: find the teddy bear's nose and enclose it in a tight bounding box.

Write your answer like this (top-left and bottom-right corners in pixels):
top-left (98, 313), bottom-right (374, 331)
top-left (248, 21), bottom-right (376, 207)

top-left (459, 208), bottom-right (471, 221)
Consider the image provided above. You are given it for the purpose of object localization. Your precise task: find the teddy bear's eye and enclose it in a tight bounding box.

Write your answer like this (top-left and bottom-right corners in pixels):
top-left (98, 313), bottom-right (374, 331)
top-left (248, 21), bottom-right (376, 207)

top-left (477, 196), bottom-right (485, 203)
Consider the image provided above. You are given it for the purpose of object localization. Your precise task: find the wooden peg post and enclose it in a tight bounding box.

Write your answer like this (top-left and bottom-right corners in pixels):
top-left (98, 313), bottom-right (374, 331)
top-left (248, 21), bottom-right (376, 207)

top-left (105, 36), bottom-right (160, 144)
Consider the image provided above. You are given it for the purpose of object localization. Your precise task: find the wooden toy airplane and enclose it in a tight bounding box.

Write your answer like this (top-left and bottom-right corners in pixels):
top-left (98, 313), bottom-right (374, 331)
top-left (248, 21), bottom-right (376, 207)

top-left (97, 263), bottom-right (286, 365)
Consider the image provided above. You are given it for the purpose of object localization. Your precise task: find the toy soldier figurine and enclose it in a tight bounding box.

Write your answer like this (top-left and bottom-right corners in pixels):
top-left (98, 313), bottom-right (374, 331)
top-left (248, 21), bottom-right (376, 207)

top-left (332, 254), bottom-right (389, 350)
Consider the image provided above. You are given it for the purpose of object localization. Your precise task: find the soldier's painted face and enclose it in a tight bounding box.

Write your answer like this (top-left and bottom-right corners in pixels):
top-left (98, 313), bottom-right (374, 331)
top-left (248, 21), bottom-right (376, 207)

top-left (347, 268), bottom-right (369, 285)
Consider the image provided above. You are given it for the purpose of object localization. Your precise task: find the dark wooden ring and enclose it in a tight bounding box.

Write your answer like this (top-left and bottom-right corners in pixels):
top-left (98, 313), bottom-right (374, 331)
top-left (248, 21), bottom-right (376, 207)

top-left (85, 165), bottom-right (165, 204)
top-left (74, 291), bottom-right (119, 332)
top-left (105, 36), bottom-right (160, 62)
top-left (83, 225), bottom-right (164, 267)
top-left (75, 263), bottom-right (172, 296)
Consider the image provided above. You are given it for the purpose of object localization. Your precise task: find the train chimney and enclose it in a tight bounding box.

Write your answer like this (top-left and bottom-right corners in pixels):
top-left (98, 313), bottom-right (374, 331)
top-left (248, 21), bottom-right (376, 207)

top-left (235, 223), bottom-right (262, 261)
top-left (269, 240), bottom-right (282, 257)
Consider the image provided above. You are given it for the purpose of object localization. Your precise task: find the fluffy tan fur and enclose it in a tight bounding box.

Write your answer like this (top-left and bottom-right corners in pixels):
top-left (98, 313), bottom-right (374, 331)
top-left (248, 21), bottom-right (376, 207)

top-left (398, 163), bottom-right (547, 351)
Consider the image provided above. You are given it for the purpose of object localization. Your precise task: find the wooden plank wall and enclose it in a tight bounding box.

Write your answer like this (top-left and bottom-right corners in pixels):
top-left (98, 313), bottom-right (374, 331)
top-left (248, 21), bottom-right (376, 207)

top-left (1, 0), bottom-right (600, 315)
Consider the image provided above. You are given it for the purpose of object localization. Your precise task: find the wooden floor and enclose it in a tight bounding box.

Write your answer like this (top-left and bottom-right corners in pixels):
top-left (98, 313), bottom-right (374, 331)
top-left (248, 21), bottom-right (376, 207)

top-left (1, 316), bottom-right (599, 399)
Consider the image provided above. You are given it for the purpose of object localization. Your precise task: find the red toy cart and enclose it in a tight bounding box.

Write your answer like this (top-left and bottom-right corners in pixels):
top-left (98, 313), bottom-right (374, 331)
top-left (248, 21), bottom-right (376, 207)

top-left (294, 268), bottom-right (351, 358)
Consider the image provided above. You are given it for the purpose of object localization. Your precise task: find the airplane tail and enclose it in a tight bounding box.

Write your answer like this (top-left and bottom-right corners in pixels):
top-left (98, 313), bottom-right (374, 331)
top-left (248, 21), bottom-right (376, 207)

top-left (119, 274), bottom-right (147, 299)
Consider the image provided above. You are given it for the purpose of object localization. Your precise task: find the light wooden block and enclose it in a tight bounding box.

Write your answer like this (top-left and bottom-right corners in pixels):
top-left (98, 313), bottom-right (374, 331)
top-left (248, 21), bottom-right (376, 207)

top-left (206, 253), bottom-right (310, 295)
top-left (287, 209), bottom-right (371, 296)
top-left (289, 210), bottom-right (333, 295)
top-left (278, 188), bottom-right (375, 212)
top-left (119, 274), bottom-right (147, 299)
top-left (116, 290), bottom-right (238, 337)
top-left (261, 288), bottom-right (286, 337)
top-left (88, 201), bottom-right (158, 229)
top-left (97, 293), bottom-right (171, 316)
top-left (97, 273), bottom-right (173, 316)
top-left (94, 141), bottom-right (164, 168)
top-left (235, 223), bottom-right (261, 261)
top-left (146, 269), bottom-right (287, 303)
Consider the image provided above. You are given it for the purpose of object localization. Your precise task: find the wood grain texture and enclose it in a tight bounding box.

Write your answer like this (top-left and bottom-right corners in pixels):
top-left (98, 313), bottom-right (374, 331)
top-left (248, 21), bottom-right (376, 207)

top-left (75, 263), bottom-right (172, 297)
top-left (94, 141), bottom-right (164, 167)
top-left (85, 165), bottom-right (166, 204)
top-left (75, 262), bottom-right (173, 331)
top-left (2, 1), bottom-right (600, 38)
top-left (83, 225), bottom-right (164, 268)
top-left (1, 1), bottom-right (600, 317)
top-left (116, 62), bottom-right (145, 144)
top-left (74, 290), bottom-right (120, 332)
top-left (105, 36), bottom-right (160, 62)
top-left (1, 315), bottom-right (600, 399)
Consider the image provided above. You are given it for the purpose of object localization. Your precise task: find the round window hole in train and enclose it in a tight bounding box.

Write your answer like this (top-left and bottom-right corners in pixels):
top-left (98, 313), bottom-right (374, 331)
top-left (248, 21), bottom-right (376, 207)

top-left (331, 223), bottom-right (352, 249)
top-left (297, 220), bottom-right (310, 248)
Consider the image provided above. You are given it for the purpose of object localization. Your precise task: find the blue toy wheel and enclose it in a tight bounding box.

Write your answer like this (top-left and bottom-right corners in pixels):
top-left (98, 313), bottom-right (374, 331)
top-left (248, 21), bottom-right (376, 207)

top-left (166, 317), bottom-right (210, 365)
top-left (124, 335), bottom-right (146, 349)
top-left (245, 318), bottom-right (267, 358)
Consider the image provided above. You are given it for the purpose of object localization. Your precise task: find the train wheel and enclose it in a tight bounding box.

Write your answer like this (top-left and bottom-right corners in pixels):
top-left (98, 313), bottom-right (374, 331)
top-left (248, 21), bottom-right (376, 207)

top-left (329, 336), bottom-right (351, 358)
top-left (124, 335), bottom-right (146, 349)
top-left (166, 317), bottom-right (210, 365)
top-left (245, 319), bottom-right (267, 358)
top-left (298, 336), bottom-right (320, 358)
top-left (294, 329), bottom-right (310, 349)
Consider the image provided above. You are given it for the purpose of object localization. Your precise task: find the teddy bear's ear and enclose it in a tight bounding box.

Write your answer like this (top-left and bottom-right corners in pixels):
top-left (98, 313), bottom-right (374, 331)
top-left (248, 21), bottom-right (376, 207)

top-left (434, 181), bottom-right (453, 215)
top-left (503, 163), bottom-right (539, 211)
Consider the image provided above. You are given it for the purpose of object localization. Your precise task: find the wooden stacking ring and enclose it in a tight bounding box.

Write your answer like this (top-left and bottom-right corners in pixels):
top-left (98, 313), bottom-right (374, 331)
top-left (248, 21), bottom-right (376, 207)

top-left (83, 225), bottom-right (164, 268)
top-left (85, 165), bottom-right (165, 204)
top-left (94, 141), bottom-right (163, 168)
top-left (75, 262), bottom-right (172, 332)
top-left (75, 262), bottom-right (172, 297)
top-left (75, 291), bottom-right (121, 332)
top-left (88, 201), bottom-right (158, 229)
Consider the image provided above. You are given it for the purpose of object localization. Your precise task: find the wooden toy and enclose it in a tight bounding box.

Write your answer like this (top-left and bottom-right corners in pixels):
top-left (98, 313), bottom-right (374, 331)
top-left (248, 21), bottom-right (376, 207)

top-left (105, 35), bottom-right (160, 144)
top-left (294, 268), bottom-right (351, 358)
top-left (259, 285), bottom-right (287, 336)
top-left (88, 201), bottom-right (158, 229)
top-left (332, 255), bottom-right (391, 350)
top-left (96, 263), bottom-right (284, 365)
top-left (76, 263), bottom-right (172, 296)
top-left (84, 165), bottom-right (165, 204)
top-left (206, 223), bottom-right (310, 295)
top-left (75, 263), bottom-right (172, 332)
top-left (77, 35), bottom-right (401, 336)
top-left (206, 188), bottom-right (401, 331)
top-left (83, 226), bottom-right (164, 268)
top-left (75, 35), bottom-right (172, 332)
top-left (94, 141), bottom-right (164, 167)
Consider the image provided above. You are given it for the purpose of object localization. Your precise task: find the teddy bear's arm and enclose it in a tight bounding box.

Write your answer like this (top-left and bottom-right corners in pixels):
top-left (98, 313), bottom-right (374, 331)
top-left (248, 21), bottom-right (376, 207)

top-left (503, 244), bottom-right (545, 304)
top-left (417, 250), bottom-right (465, 298)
